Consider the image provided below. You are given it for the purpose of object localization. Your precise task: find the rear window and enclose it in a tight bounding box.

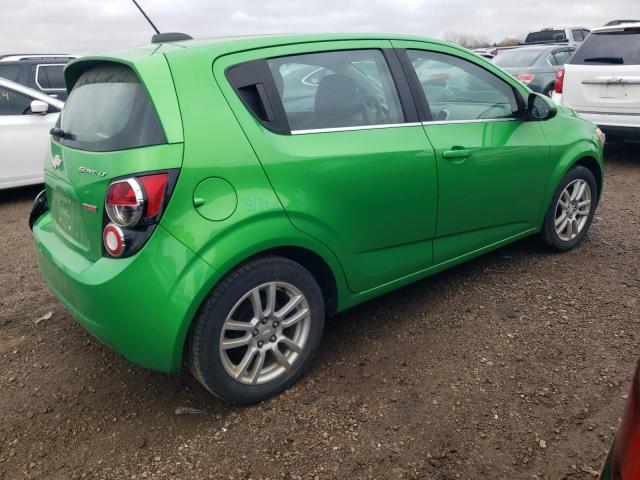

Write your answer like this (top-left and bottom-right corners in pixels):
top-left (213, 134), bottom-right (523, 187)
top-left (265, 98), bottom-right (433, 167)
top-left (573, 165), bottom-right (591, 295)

top-left (36, 64), bottom-right (66, 90)
top-left (571, 31), bottom-right (640, 65)
top-left (493, 49), bottom-right (543, 67)
top-left (525, 30), bottom-right (567, 43)
top-left (57, 63), bottom-right (166, 152)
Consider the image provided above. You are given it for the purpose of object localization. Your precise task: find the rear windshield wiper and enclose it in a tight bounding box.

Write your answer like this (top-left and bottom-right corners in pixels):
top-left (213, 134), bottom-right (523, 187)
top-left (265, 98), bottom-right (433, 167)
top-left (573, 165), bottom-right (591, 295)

top-left (583, 56), bottom-right (624, 64)
top-left (50, 127), bottom-right (76, 140)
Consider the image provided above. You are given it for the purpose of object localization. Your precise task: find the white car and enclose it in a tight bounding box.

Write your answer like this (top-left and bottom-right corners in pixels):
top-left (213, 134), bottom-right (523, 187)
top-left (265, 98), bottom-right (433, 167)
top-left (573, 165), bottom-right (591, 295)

top-left (0, 77), bottom-right (64, 189)
top-left (552, 22), bottom-right (640, 139)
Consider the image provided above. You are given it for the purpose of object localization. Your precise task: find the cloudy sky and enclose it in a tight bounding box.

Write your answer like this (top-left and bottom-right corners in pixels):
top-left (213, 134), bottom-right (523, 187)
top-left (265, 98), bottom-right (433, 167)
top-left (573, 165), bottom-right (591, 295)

top-left (1, 0), bottom-right (635, 55)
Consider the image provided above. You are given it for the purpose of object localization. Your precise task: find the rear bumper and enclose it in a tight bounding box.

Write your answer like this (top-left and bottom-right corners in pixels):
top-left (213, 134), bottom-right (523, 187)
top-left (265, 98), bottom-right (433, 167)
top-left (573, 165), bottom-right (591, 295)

top-left (573, 110), bottom-right (640, 137)
top-left (33, 212), bottom-right (215, 372)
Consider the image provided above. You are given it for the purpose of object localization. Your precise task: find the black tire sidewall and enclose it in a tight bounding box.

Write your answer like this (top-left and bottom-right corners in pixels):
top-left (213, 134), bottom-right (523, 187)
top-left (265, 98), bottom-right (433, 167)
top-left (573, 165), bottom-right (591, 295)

top-left (189, 257), bottom-right (325, 404)
top-left (542, 165), bottom-right (598, 252)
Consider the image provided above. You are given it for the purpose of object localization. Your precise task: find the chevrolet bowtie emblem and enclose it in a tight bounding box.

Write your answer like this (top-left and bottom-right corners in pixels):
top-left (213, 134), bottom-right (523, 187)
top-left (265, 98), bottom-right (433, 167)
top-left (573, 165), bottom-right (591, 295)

top-left (52, 154), bottom-right (62, 169)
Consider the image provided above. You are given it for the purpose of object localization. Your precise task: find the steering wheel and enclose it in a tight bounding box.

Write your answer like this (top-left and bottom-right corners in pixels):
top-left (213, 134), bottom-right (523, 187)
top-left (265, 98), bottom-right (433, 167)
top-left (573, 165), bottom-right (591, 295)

top-left (357, 94), bottom-right (387, 124)
top-left (477, 103), bottom-right (508, 120)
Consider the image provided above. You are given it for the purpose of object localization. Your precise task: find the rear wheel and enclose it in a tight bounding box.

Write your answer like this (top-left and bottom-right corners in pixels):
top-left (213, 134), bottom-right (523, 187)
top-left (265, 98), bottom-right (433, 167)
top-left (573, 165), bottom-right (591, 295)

top-left (540, 165), bottom-right (598, 252)
top-left (188, 256), bottom-right (325, 404)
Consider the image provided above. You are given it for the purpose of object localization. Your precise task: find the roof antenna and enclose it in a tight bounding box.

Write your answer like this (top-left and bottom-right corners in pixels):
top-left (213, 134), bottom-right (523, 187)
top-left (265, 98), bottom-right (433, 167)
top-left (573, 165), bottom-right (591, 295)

top-left (130, 0), bottom-right (193, 44)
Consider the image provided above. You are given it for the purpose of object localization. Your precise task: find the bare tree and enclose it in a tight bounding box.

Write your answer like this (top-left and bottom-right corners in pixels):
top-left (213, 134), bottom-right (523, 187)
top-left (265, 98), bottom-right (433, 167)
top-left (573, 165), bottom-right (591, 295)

top-left (443, 31), bottom-right (492, 49)
top-left (497, 35), bottom-right (525, 47)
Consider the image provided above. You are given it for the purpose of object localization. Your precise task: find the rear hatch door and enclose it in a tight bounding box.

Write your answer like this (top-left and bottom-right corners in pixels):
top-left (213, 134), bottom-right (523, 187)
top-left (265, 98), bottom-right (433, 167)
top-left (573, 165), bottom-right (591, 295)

top-left (45, 52), bottom-right (183, 261)
top-left (563, 28), bottom-right (640, 112)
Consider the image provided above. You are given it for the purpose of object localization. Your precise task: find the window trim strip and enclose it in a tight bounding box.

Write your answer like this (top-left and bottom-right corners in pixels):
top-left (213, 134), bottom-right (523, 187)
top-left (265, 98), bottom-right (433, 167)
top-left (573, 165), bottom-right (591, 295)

top-left (422, 118), bottom-right (519, 126)
top-left (290, 117), bottom-right (519, 134)
top-left (291, 122), bottom-right (422, 135)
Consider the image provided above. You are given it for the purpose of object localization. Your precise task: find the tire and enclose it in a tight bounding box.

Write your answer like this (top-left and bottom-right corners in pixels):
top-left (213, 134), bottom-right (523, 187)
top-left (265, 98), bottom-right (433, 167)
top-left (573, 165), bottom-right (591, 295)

top-left (188, 256), bottom-right (325, 404)
top-left (540, 165), bottom-right (598, 252)
top-left (544, 86), bottom-right (554, 98)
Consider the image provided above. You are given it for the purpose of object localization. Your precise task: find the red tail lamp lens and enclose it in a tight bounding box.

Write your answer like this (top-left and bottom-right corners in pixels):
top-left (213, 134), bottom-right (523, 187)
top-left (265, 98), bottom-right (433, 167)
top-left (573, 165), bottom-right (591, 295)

top-left (516, 73), bottom-right (536, 85)
top-left (103, 224), bottom-right (125, 257)
top-left (554, 67), bottom-right (565, 94)
top-left (139, 173), bottom-right (168, 217)
top-left (105, 178), bottom-right (144, 227)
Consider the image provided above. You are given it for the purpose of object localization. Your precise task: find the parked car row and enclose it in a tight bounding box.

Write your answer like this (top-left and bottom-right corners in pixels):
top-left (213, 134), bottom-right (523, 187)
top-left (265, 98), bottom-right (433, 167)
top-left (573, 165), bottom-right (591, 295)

top-left (474, 21), bottom-right (640, 141)
top-left (553, 21), bottom-right (640, 140)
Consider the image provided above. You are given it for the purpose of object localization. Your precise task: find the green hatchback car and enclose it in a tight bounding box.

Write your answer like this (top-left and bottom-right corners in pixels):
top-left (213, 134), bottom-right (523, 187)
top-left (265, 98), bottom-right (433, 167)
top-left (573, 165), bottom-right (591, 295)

top-left (31, 33), bottom-right (604, 404)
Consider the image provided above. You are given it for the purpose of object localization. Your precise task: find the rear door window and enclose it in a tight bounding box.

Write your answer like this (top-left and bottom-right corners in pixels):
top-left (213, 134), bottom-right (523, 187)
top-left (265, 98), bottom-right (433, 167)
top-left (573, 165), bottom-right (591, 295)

top-left (407, 50), bottom-right (519, 121)
top-left (552, 49), bottom-right (573, 66)
top-left (267, 50), bottom-right (404, 131)
top-left (572, 30), bottom-right (585, 42)
top-left (571, 30), bottom-right (640, 65)
top-left (0, 87), bottom-right (33, 115)
top-left (57, 63), bottom-right (166, 152)
top-left (36, 64), bottom-right (66, 90)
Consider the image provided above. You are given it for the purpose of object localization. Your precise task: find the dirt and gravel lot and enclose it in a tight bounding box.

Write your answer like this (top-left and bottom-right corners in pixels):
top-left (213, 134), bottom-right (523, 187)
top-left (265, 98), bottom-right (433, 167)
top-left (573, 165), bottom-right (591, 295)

top-left (1, 143), bottom-right (638, 480)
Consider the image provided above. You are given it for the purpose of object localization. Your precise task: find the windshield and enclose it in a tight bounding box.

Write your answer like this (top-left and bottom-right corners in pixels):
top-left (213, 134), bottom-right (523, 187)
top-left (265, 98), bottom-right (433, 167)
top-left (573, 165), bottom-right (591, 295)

top-left (571, 31), bottom-right (640, 65)
top-left (494, 49), bottom-right (544, 67)
top-left (526, 30), bottom-right (567, 43)
top-left (58, 63), bottom-right (166, 152)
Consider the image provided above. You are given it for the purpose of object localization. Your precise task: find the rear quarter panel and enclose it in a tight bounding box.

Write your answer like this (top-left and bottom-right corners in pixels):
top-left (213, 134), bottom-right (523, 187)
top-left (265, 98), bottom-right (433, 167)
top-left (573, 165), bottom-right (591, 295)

top-left (161, 47), bottom-right (350, 302)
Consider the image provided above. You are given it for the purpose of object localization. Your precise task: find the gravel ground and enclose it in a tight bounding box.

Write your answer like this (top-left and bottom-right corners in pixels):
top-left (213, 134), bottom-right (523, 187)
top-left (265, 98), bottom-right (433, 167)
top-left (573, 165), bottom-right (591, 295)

top-left (1, 143), bottom-right (638, 480)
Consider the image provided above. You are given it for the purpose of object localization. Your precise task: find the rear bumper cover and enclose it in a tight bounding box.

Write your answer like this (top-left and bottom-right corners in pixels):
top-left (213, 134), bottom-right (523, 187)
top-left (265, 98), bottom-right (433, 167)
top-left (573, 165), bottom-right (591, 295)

top-left (573, 110), bottom-right (640, 136)
top-left (33, 212), bottom-right (214, 372)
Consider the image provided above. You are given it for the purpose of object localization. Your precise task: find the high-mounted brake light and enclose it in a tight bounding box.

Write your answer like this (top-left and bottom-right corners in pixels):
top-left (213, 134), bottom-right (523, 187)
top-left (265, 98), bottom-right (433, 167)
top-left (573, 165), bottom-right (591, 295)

top-left (554, 66), bottom-right (565, 94)
top-left (517, 73), bottom-right (536, 85)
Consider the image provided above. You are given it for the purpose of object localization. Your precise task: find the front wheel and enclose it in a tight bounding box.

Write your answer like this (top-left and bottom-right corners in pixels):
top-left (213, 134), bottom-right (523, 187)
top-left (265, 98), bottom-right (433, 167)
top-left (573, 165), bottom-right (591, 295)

top-left (188, 256), bottom-right (325, 404)
top-left (540, 165), bottom-right (598, 252)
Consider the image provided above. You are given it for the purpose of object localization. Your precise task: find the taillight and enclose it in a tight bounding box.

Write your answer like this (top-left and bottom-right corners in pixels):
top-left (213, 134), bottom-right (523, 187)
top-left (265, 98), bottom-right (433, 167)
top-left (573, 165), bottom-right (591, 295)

top-left (516, 73), bottom-right (536, 85)
top-left (554, 66), bottom-right (565, 94)
top-left (138, 173), bottom-right (168, 217)
top-left (103, 171), bottom-right (172, 258)
top-left (105, 178), bottom-right (144, 227)
top-left (103, 224), bottom-right (125, 257)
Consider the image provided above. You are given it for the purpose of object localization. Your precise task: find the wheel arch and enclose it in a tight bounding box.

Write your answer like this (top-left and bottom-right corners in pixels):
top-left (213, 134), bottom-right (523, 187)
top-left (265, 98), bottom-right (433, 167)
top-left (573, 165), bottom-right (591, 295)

top-left (539, 140), bottom-right (604, 227)
top-left (172, 240), bottom-right (347, 371)
top-left (573, 155), bottom-right (603, 199)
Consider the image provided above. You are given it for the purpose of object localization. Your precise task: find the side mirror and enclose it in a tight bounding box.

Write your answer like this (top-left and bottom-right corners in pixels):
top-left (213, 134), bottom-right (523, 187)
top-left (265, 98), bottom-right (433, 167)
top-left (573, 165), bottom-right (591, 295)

top-left (527, 93), bottom-right (557, 121)
top-left (30, 99), bottom-right (49, 115)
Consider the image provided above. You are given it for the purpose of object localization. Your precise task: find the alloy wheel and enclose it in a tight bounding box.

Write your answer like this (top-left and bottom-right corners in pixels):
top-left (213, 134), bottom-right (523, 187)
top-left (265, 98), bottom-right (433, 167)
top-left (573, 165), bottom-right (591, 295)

top-left (554, 178), bottom-right (591, 242)
top-left (219, 282), bottom-right (311, 385)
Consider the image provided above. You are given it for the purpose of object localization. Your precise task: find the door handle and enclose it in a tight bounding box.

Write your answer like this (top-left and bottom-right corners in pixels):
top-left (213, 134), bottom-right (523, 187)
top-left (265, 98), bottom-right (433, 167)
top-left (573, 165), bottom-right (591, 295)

top-left (443, 149), bottom-right (471, 160)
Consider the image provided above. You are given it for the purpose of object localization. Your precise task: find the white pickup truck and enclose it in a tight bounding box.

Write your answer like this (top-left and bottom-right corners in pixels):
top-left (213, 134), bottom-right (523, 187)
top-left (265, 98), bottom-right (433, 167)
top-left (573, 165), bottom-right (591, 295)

top-left (552, 22), bottom-right (640, 140)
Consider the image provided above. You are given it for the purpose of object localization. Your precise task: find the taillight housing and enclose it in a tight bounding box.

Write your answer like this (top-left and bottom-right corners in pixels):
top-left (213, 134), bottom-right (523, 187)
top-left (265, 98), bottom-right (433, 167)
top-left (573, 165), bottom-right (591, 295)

top-left (554, 66), bottom-right (565, 94)
top-left (103, 170), bottom-right (176, 258)
top-left (516, 73), bottom-right (536, 85)
top-left (105, 178), bottom-right (145, 227)
top-left (103, 224), bottom-right (125, 257)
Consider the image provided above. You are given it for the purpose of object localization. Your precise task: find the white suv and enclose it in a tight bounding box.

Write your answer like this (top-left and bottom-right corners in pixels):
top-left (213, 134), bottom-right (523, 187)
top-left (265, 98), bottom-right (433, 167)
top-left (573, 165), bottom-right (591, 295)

top-left (552, 22), bottom-right (640, 139)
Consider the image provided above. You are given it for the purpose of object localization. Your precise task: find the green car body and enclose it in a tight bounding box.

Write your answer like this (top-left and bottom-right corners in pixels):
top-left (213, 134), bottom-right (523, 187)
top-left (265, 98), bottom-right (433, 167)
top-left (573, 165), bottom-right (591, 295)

top-left (32, 34), bottom-right (604, 387)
